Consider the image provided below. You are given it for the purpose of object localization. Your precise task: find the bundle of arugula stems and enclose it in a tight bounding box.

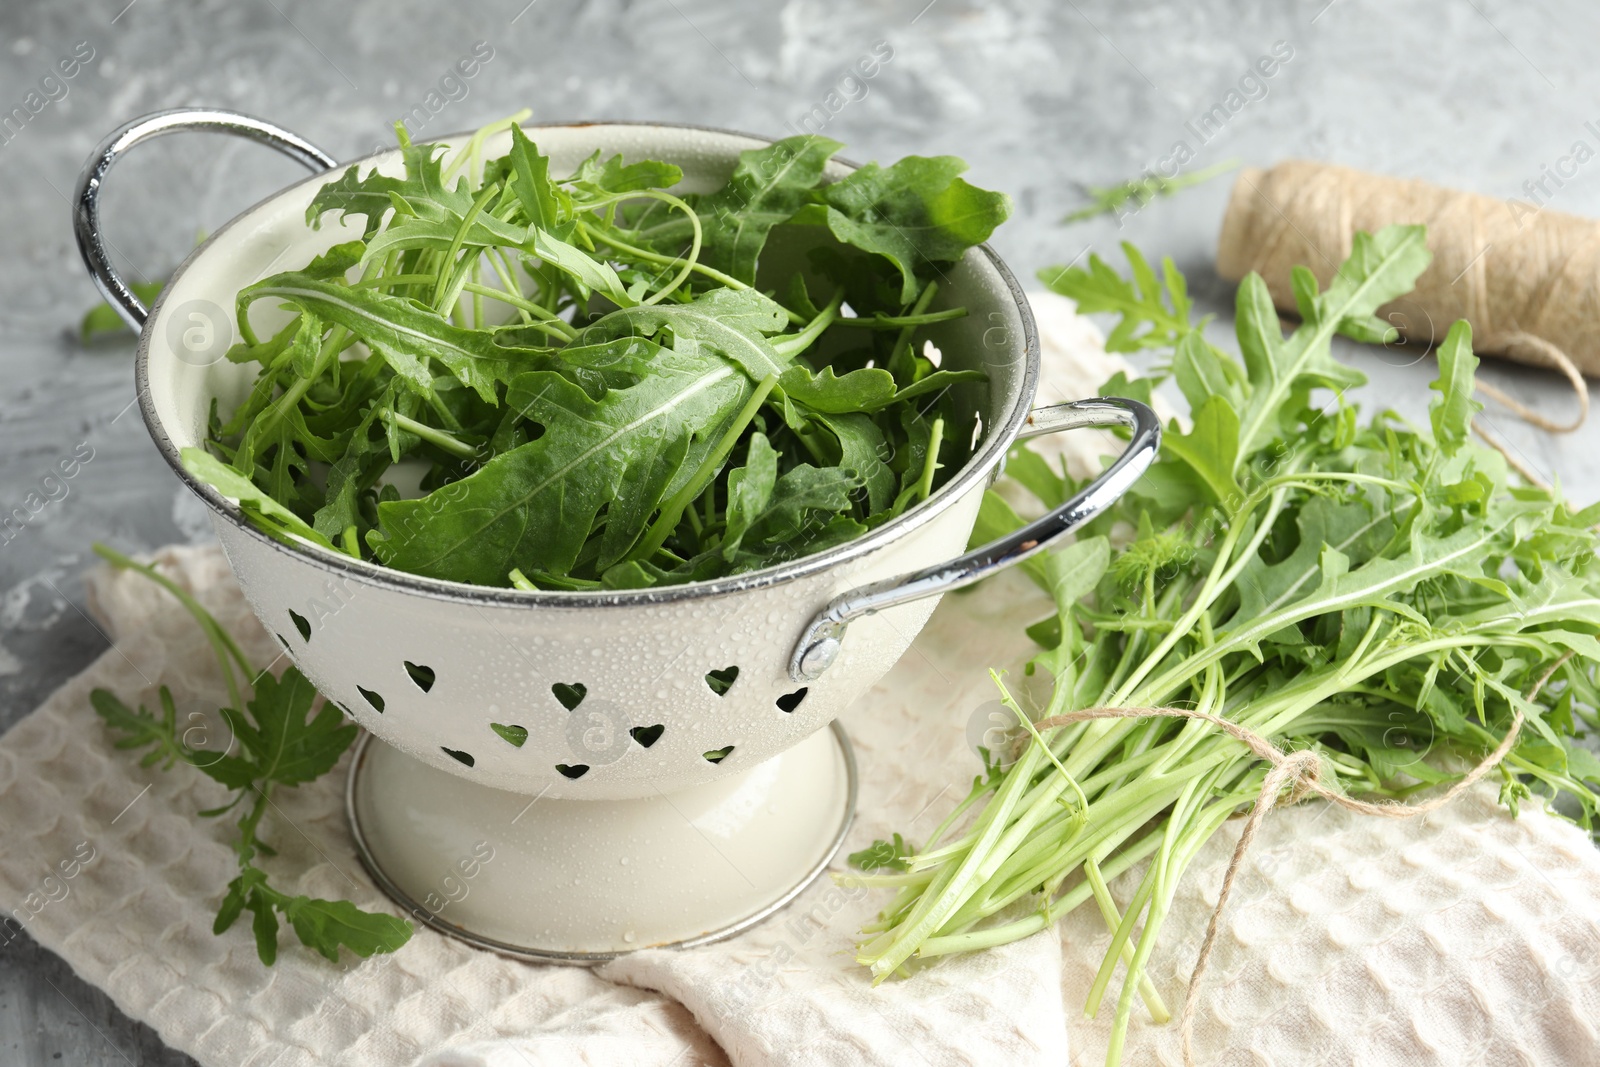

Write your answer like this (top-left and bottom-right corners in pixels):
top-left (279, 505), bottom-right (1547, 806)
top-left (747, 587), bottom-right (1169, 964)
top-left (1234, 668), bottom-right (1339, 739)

top-left (849, 226), bottom-right (1600, 1064)
top-left (186, 116), bottom-right (1008, 590)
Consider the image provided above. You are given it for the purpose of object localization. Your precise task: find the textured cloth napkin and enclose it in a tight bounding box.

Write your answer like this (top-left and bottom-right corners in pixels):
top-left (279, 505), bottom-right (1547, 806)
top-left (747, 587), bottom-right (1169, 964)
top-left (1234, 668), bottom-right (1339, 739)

top-left (4, 293), bottom-right (1600, 1067)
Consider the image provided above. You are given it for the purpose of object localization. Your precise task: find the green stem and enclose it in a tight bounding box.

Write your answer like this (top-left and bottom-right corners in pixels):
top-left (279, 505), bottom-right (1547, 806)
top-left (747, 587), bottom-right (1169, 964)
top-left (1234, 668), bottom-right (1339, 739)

top-left (353, 273), bottom-right (441, 290)
top-left (461, 282), bottom-right (576, 340)
top-left (835, 307), bottom-right (968, 329)
top-left (433, 182), bottom-right (502, 311)
top-left (92, 543), bottom-right (253, 712)
top-left (485, 251), bottom-right (533, 325)
top-left (772, 289), bottom-right (844, 360)
top-left (381, 410), bottom-right (479, 460)
top-left (575, 191), bottom-right (705, 306)
top-left (893, 279), bottom-right (941, 364)
top-left (440, 109), bottom-right (531, 183)
top-left (917, 417), bottom-right (946, 501)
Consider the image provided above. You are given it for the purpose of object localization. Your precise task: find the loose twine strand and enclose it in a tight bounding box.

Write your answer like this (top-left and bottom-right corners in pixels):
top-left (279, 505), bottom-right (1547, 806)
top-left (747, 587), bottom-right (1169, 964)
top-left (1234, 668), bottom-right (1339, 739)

top-left (1030, 651), bottom-right (1571, 1066)
top-left (1474, 334), bottom-right (1587, 488)
top-left (1215, 161), bottom-right (1595, 488)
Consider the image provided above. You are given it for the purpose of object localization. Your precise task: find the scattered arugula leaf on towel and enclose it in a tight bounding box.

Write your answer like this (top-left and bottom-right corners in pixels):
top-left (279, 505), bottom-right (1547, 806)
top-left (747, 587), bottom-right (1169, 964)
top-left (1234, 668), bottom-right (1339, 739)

top-left (89, 543), bottom-right (412, 966)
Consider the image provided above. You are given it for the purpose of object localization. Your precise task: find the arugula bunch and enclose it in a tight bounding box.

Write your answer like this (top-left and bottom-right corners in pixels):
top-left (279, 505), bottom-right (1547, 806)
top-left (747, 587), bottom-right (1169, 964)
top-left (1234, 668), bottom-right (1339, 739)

top-left (186, 118), bottom-right (1008, 590)
top-left (850, 227), bottom-right (1600, 1064)
top-left (90, 545), bottom-right (412, 965)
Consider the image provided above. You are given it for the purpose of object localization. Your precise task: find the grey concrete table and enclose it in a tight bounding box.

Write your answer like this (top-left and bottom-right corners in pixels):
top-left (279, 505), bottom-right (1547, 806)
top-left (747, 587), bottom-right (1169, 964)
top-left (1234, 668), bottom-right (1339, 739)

top-left (1, 0), bottom-right (1596, 1063)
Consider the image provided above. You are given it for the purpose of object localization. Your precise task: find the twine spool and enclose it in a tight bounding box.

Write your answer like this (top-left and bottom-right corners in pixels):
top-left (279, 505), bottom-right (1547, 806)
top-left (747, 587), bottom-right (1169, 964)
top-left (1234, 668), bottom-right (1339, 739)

top-left (1216, 161), bottom-right (1591, 438)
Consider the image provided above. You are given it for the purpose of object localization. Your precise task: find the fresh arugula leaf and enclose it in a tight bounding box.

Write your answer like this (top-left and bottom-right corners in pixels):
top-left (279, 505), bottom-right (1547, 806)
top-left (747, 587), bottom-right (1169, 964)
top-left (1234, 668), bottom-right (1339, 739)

top-left (691, 135), bottom-right (842, 283)
top-left (507, 124), bottom-right (565, 230)
top-left (302, 241), bottom-right (367, 282)
top-left (1170, 329), bottom-right (1245, 414)
top-left (1429, 319), bottom-right (1481, 457)
top-left (569, 150), bottom-right (684, 197)
top-left (780, 365), bottom-right (897, 413)
top-left (81, 280), bottom-right (165, 341)
top-left (1062, 159), bottom-right (1238, 223)
top-left (1040, 244), bottom-right (1196, 352)
top-left (90, 687), bottom-right (187, 769)
top-left (849, 833), bottom-right (917, 872)
top-left (180, 447), bottom-right (345, 554)
top-left (581, 288), bottom-right (792, 382)
top-left (226, 667), bottom-right (356, 788)
top-left (280, 894), bottom-right (413, 963)
top-left (1233, 225), bottom-right (1430, 459)
top-left (370, 348), bottom-right (749, 583)
top-left (795, 155), bottom-right (1011, 304)
top-left (242, 273), bottom-right (542, 402)
top-left (307, 164), bottom-right (409, 239)
top-left (721, 431), bottom-right (779, 559)
top-left (1162, 395), bottom-right (1241, 504)
top-left (527, 228), bottom-right (636, 308)
top-left (94, 552), bottom-right (412, 968)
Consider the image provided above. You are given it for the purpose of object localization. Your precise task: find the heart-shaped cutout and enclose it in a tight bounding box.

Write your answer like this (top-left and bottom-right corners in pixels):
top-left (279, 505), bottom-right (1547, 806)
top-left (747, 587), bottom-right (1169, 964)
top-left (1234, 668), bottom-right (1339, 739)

top-left (552, 682), bottom-right (587, 710)
top-left (630, 724), bottom-right (665, 749)
top-left (405, 661), bottom-right (436, 692)
top-left (491, 723), bottom-right (528, 748)
top-left (704, 666), bottom-right (740, 696)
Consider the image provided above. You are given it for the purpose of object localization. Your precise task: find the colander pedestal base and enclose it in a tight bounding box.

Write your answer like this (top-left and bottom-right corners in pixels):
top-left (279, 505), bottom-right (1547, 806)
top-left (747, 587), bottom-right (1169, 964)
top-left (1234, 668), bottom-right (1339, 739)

top-left (346, 721), bottom-right (857, 963)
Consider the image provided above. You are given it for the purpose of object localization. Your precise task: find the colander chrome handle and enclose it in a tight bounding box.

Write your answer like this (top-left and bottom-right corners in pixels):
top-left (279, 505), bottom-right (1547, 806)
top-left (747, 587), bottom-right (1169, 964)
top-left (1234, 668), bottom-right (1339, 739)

top-left (788, 397), bottom-right (1160, 682)
top-left (74, 108), bottom-right (338, 332)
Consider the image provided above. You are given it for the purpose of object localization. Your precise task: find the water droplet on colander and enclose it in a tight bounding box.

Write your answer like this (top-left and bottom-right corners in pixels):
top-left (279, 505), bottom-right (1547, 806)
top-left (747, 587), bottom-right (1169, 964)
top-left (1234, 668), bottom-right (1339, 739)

top-left (623, 930), bottom-right (636, 944)
top-left (620, 857), bottom-right (629, 866)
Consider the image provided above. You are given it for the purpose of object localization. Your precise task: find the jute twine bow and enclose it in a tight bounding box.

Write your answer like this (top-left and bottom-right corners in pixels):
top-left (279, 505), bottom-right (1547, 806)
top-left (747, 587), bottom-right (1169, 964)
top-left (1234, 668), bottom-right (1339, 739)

top-left (1030, 652), bottom-right (1571, 1066)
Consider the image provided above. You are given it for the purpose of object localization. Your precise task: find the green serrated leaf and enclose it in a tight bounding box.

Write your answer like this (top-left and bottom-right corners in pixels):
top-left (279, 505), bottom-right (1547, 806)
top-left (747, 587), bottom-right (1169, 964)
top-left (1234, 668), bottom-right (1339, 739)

top-left (242, 273), bottom-right (543, 402)
top-left (371, 347), bottom-right (749, 583)
top-left (282, 895), bottom-right (412, 963)
top-left (688, 136), bottom-right (842, 283)
top-left (234, 667), bottom-right (357, 788)
top-left (1041, 245), bottom-right (1194, 352)
top-left (1163, 395), bottom-right (1241, 503)
top-left (848, 833), bottom-right (917, 872)
top-left (181, 448), bottom-right (343, 554)
top-left (81, 280), bottom-right (165, 341)
top-left (796, 155), bottom-right (1010, 304)
top-left (1429, 320), bottom-right (1481, 457)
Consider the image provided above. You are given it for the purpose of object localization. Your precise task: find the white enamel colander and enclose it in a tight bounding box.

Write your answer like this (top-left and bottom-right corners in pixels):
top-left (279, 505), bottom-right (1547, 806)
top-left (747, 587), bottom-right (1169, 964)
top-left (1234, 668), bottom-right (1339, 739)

top-left (76, 109), bottom-right (1158, 959)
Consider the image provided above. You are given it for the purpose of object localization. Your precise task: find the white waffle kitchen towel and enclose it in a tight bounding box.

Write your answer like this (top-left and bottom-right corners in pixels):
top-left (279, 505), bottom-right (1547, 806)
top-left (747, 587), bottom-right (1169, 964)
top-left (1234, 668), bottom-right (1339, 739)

top-left (3, 292), bottom-right (1600, 1067)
